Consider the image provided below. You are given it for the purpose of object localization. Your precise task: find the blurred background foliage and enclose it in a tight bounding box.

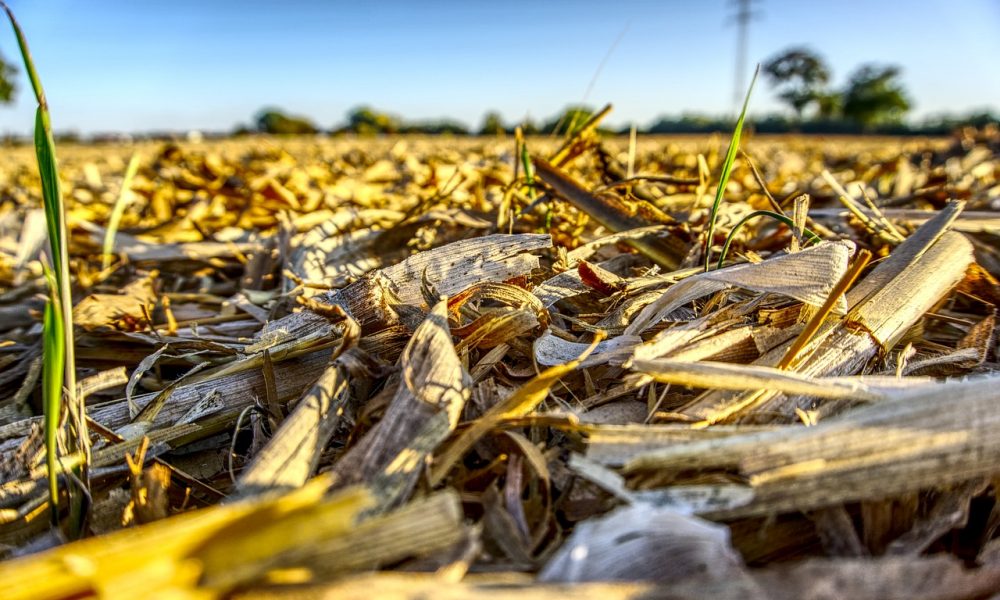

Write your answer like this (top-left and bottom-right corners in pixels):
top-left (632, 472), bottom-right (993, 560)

top-left (1, 44), bottom-right (994, 142)
top-left (233, 46), bottom-right (991, 140)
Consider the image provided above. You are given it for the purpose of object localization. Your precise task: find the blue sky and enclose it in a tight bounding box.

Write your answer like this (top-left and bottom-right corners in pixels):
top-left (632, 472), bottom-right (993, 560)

top-left (0, 0), bottom-right (997, 134)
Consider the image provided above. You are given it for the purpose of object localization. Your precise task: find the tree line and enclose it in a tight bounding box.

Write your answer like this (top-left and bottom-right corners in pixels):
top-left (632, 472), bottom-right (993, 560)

top-left (247, 104), bottom-right (996, 138)
top-left (0, 46), bottom-right (994, 139)
top-left (242, 106), bottom-right (588, 137)
top-left (246, 47), bottom-right (994, 137)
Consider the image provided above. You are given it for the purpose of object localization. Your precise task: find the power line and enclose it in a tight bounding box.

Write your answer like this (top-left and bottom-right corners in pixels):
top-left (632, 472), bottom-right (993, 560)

top-left (728, 0), bottom-right (762, 114)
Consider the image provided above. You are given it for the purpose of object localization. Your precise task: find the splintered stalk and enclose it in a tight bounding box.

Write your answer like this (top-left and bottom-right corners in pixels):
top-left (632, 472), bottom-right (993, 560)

top-left (549, 103), bottom-right (612, 167)
top-left (531, 157), bottom-right (688, 270)
top-left (2, 2), bottom-right (86, 531)
top-left (820, 169), bottom-right (905, 245)
top-left (704, 65), bottom-right (758, 272)
top-left (778, 249), bottom-right (873, 370)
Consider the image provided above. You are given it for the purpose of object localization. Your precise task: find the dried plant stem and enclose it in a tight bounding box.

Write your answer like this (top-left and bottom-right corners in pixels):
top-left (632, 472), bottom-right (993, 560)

top-left (778, 249), bottom-right (872, 370)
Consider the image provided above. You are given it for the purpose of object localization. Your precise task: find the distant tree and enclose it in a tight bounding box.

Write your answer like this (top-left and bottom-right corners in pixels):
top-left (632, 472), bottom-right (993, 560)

top-left (518, 118), bottom-right (539, 136)
top-left (763, 47), bottom-right (831, 121)
top-left (543, 105), bottom-right (595, 135)
top-left (0, 51), bottom-right (17, 103)
top-left (647, 113), bottom-right (730, 134)
top-left (346, 106), bottom-right (400, 135)
top-left (753, 113), bottom-right (794, 134)
top-left (962, 111), bottom-right (999, 129)
top-left (814, 91), bottom-right (842, 119)
top-left (54, 131), bottom-right (81, 144)
top-left (255, 109), bottom-right (318, 134)
top-left (231, 123), bottom-right (254, 136)
top-left (432, 120), bottom-right (469, 135)
top-left (400, 119), bottom-right (470, 135)
top-left (842, 64), bottom-right (911, 129)
top-left (479, 111), bottom-right (505, 136)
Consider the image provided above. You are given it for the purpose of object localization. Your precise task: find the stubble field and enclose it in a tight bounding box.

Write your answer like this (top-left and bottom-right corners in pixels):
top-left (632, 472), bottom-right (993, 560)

top-left (1, 129), bottom-right (1000, 598)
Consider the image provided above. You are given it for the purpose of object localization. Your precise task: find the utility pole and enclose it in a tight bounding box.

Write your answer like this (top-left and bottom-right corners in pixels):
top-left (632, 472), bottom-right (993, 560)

top-left (729, 0), bottom-right (761, 113)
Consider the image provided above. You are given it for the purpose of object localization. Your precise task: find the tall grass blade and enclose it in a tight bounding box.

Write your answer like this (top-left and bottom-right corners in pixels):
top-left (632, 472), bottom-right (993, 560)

top-left (102, 152), bottom-right (141, 270)
top-left (3, 1), bottom-right (86, 533)
top-left (703, 65), bottom-right (759, 272)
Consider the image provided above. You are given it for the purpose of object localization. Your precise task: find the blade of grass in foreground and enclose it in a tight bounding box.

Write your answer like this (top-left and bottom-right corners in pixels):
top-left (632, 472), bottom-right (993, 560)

top-left (703, 65), bottom-right (759, 272)
top-left (41, 264), bottom-right (64, 519)
top-left (2, 1), bottom-right (86, 532)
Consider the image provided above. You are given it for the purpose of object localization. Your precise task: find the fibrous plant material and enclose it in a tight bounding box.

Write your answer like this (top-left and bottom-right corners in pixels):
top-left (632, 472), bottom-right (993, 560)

top-left (0, 483), bottom-right (466, 598)
top-left (668, 205), bottom-right (972, 425)
top-left (233, 361), bottom-right (351, 498)
top-left (621, 375), bottom-right (1000, 520)
top-left (532, 157), bottom-right (689, 269)
top-left (329, 300), bottom-right (471, 513)
top-left (0, 97), bottom-right (998, 598)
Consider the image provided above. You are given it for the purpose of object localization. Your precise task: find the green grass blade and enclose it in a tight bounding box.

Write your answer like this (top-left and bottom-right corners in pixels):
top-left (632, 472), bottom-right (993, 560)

top-left (717, 210), bottom-right (823, 270)
top-left (703, 65), bottom-right (759, 272)
top-left (520, 138), bottom-right (534, 189)
top-left (3, 1), bottom-right (86, 533)
top-left (518, 140), bottom-right (552, 229)
top-left (41, 265), bottom-right (64, 521)
top-left (1, 4), bottom-right (42, 103)
top-left (102, 153), bottom-right (141, 270)
top-left (33, 109), bottom-right (63, 266)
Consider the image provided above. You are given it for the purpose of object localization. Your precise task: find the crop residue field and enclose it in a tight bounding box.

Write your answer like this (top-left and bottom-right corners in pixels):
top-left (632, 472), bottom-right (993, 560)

top-left (2, 129), bottom-right (1000, 597)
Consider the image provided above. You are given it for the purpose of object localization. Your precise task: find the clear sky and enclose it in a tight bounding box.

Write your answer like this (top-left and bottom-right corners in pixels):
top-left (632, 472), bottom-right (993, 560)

top-left (0, 0), bottom-right (996, 135)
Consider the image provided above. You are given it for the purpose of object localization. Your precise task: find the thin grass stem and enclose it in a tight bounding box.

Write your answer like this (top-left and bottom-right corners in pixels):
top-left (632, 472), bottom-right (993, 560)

top-left (704, 65), bottom-right (759, 272)
top-left (717, 210), bottom-right (823, 270)
top-left (102, 152), bottom-right (141, 271)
